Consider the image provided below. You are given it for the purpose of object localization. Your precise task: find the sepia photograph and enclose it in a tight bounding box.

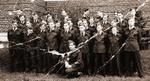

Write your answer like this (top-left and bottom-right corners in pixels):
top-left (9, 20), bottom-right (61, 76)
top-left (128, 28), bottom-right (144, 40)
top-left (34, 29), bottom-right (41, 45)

top-left (0, 0), bottom-right (150, 81)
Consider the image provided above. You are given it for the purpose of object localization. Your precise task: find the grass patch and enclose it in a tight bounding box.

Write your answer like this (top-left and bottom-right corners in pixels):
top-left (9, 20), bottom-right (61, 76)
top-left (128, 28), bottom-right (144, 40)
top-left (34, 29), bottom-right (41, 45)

top-left (0, 48), bottom-right (150, 81)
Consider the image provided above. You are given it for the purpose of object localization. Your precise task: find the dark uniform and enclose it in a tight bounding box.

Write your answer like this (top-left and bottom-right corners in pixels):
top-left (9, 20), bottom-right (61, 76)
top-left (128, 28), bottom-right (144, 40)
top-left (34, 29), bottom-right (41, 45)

top-left (8, 27), bottom-right (17, 72)
top-left (88, 24), bottom-right (96, 74)
top-left (102, 22), bottom-right (111, 74)
top-left (11, 27), bottom-right (27, 72)
top-left (47, 30), bottom-right (59, 51)
top-left (46, 29), bottom-right (60, 72)
top-left (25, 28), bottom-right (37, 72)
top-left (65, 50), bottom-right (83, 78)
top-left (30, 15), bottom-right (41, 36)
top-left (56, 27), bottom-right (76, 74)
top-left (93, 30), bottom-right (106, 75)
top-left (123, 28), bottom-right (143, 77)
top-left (77, 30), bottom-right (91, 74)
top-left (108, 28), bottom-right (121, 76)
top-left (36, 29), bottom-right (47, 72)
top-left (59, 28), bottom-right (76, 53)
top-left (117, 19), bottom-right (129, 45)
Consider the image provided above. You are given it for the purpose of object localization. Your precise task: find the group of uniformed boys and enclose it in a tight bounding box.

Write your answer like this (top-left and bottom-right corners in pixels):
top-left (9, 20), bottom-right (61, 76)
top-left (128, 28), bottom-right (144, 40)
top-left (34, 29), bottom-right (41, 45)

top-left (8, 8), bottom-right (145, 78)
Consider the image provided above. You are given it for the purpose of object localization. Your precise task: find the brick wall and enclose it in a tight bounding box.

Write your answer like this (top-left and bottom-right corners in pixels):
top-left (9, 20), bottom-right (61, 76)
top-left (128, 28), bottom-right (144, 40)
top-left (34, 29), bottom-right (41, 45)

top-left (0, 0), bottom-right (150, 32)
top-left (45, 0), bottom-right (150, 28)
top-left (0, 0), bottom-right (46, 32)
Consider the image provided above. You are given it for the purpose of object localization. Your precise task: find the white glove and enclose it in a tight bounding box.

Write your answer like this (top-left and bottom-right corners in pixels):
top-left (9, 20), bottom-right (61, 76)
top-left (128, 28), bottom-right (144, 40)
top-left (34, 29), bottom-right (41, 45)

top-left (17, 43), bottom-right (23, 46)
top-left (65, 61), bottom-right (72, 69)
top-left (50, 50), bottom-right (59, 55)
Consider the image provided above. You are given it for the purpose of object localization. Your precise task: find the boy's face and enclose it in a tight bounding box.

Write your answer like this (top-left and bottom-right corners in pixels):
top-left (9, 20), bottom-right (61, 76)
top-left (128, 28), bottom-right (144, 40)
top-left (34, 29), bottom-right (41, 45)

top-left (85, 10), bottom-right (90, 15)
top-left (64, 23), bottom-right (69, 30)
top-left (55, 22), bottom-right (60, 28)
top-left (40, 21), bottom-right (46, 31)
top-left (20, 16), bottom-right (25, 21)
top-left (16, 10), bottom-right (22, 15)
top-left (69, 43), bottom-right (75, 50)
top-left (128, 19), bottom-right (135, 30)
top-left (97, 25), bottom-right (103, 31)
top-left (97, 11), bottom-right (103, 18)
top-left (33, 14), bottom-right (39, 20)
top-left (128, 18), bottom-right (135, 26)
top-left (131, 9), bottom-right (136, 15)
top-left (89, 17), bottom-right (94, 24)
top-left (111, 20), bottom-right (117, 27)
top-left (61, 10), bottom-right (67, 16)
top-left (103, 15), bottom-right (108, 21)
top-left (118, 13), bottom-right (123, 19)
top-left (26, 21), bottom-right (31, 27)
top-left (79, 25), bottom-right (85, 32)
top-left (48, 22), bottom-right (55, 30)
top-left (47, 16), bottom-right (53, 22)
top-left (12, 22), bottom-right (17, 28)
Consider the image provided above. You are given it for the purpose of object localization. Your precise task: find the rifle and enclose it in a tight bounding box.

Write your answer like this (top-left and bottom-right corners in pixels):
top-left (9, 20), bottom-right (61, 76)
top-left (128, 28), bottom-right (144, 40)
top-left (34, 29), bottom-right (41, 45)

top-left (66, 26), bottom-right (111, 56)
top-left (45, 27), bottom-right (111, 76)
top-left (97, 37), bottom-right (128, 73)
top-left (9, 36), bottom-right (41, 48)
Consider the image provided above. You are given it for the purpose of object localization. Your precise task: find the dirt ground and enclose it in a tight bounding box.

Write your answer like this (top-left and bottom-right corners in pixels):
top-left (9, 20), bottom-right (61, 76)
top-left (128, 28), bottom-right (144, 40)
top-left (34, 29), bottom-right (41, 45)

top-left (0, 48), bottom-right (150, 81)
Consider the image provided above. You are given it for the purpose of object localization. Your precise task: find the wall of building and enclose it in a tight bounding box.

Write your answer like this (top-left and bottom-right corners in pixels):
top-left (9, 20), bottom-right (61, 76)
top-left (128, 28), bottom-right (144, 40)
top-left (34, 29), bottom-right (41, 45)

top-left (0, 0), bottom-right (46, 32)
top-left (46, 0), bottom-right (150, 27)
top-left (0, 0), bottom-right (150, 32)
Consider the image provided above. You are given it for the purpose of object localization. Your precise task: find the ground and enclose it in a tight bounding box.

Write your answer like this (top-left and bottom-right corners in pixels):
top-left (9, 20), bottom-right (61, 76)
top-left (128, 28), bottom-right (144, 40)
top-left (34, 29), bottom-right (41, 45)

top-left (0, 48), bottom-right (150, 81)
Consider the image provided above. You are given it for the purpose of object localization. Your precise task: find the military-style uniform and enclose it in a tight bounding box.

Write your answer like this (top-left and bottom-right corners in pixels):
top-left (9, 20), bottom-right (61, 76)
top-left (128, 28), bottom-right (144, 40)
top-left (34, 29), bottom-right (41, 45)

top-left (77, 30), bottom-right (91, 74)
top-left (8, 28), bottom-right (17, 72)
top-left (116, 19), bottom-right (128, 75)
top-left (88, 25), bottom-right (96, 74)
top-left (59, 28), bottom-right (76, 53)
top-left (11, 27), bottom-right (27, 72)
top-left (30, 16), bottom-right (41, 35)
top-left (101, 22), bottom-right (111, 74)
top-left (47, 30), bottom-right (59, 51)
top-left (65, 50), bottom-right (83, 78)
top-left (88, 25), bottom-right (96, 36)
top-left (66, 50), bottom-right (83, 71)
top-left (108, 29), bottom-right (121, 76)
top-left (46, 29), bottom-right (60, 72)
top-left (117, 19), bottom-right (129, 45)
top-left (123, 28), bottom-right (143, 77)
top-left (25, 28), bottom-right (37, 72)
top-left (36, 29), bottom-right (47, 72)
top-left (93, 31), bottom-right (106, 75)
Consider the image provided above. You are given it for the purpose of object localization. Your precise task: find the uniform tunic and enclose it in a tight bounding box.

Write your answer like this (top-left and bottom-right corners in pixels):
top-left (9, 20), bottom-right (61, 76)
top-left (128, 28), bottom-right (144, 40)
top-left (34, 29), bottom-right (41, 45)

top-left (66, 50), bottom-right (83, 73)
top-left (107, 27), bottom-right (122, 75)
top-left (124, 28), bottom-right (140, 52)
top-left (93, 33), bottom-right (106, 54)
top-left (93, 30), bottom-right (107, 75)
top-left (122, 28), bottom-right (143, 77)
top-left (47, 30), bottom-right (59, 51)
top-left (25, 28), bottom-right (37, 71)
top-left (76, 30), bottom-right (91, 74)
top-left (77, 30), bottom-right (90, 54)
top-left (10, 27), bottom-right (27, 72)
top-left (59, 28), bottom-right (76, 53)
top-left (8, 28), bottom-right (18, 72)
top-left (46, 30), bottom-right (60, 70)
